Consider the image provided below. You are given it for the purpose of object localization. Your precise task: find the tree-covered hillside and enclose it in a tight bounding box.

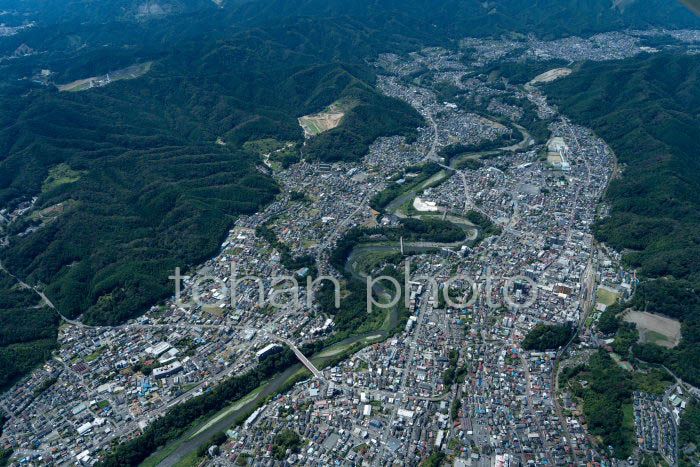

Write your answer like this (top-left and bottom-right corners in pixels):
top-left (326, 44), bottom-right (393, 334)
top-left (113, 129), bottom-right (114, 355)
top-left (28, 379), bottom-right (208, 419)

top-left (2, 0), bottom-right (699, 86)
top-left (546, 53), bottom-right (700, 291)
top-left (0, 52), bottom-right (421, 328)
top-left (0, 271), bottom-right (57, 392)
top-left (522, 324), bottom-right (574, 351)
top-left (546, 53), bottom-right (700, 384)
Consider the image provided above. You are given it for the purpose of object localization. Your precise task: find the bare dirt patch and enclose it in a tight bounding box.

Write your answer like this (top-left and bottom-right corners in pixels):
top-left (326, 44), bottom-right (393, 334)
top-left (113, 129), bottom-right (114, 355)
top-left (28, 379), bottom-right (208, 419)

top-left (529, 68), bottom-right (573, 85)
top-left (298, 98), bottom-right (358, 138)
top-left (623, 311), bottom-right (681, 348)
top-left (57, 62), bottom-right (152, 92)
top-left (298, 112), bottom-right (345, 138)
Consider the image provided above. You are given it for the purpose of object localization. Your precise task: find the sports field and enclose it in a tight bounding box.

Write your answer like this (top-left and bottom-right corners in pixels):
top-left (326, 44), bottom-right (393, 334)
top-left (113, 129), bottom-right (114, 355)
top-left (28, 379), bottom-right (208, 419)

top-left (623, 311), bottom-right (681, 348)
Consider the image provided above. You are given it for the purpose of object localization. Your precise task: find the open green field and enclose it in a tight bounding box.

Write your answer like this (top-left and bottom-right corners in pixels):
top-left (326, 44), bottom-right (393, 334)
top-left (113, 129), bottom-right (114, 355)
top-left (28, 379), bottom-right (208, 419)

top-left (300, 239), bottom-right (317, 248)
top-left (189, 385), bottom-right (265, 439)
top-left (242, 138), bottom-right (287, 154)
top-left (243, 138), bottom-right (299, 170)
top-left (173, 450), bottom-right (200, 467)
top-left (303, 118), bottom-right (325, 135)
top-left (622, 403), bottom-right (635, 439)
top-left (596, 287), bottom-right (620, 306)
top-left (140, 440), bottom-right (184, 467)
top-left (298, 98), bottom-right (357, 137)
top-left (353, 250), bottom-right (401, 276)
top-left (42, 163), bottom-right (85, 193)
top-left (84, 347), bottom-right (106, 362)
top-left (646, 331), bottom-right (672, 346)
top-left (315, 341), bottom-right (357, 358)
top-left (623, 311), bottom-right (681, 348)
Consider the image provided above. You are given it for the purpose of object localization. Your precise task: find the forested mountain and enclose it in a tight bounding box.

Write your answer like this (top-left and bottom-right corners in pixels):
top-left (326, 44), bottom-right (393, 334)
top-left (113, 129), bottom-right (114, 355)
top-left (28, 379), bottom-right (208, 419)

top-left (546, 53), bottom-right (700, 384)
top-left (234, 0), bottom-right (700, 37)
top-left (0, 58), bottom-right (420, 328)
top-left (2, 0), bottom-right (700, 85)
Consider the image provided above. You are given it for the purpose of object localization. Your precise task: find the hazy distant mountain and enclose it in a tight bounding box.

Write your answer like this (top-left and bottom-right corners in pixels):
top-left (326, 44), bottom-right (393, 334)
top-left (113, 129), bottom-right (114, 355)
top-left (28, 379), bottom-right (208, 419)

top-left (0, 0), bottom-right (697, 88)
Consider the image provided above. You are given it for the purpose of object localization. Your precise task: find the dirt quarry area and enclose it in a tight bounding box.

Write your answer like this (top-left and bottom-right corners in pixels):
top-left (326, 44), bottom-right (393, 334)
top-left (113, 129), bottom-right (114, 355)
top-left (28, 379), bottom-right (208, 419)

top-left (623, 311), bottom-right (681, 348)
top-left (529, 67), bottom-right (572, 84)
top-left (58, 62), bottom-right (152, 92)
top-left (298, 112), bottom-right (345, 138)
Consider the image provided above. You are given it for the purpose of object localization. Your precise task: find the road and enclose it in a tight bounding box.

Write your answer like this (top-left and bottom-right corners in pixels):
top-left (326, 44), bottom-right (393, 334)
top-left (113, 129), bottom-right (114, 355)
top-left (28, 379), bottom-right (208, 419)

top-left (374, 280), bottom-right (433, 465)
top-left (426, 112), bottom-right (439, 160)
top-left (0, 260), bottom-right (82, 327)
top-left (0, 93), bottom-right (628, 466)
top-left (561, 116), bottom-right (592, 242)
top-left (661, 384), bottom-right (680, 466)
top-left (551, 257), bottom-right (596, 465)
top-left (519, 352), bottom-right (554, 465)
top-left (157, 246), bottom-right (411, 466)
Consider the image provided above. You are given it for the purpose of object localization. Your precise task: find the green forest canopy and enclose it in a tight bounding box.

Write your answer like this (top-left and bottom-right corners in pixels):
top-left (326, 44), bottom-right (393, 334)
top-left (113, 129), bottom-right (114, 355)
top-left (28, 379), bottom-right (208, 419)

top-left (0, 271), bottom-right (57, 392)
top-left (0, 51), bottom-right (422, 330)
top-left (522, 324), bottom-right (574, 351)
top-left (2, 0), bottom-right (699, 88)
top-left (560, 350), bottom-right (635, 458)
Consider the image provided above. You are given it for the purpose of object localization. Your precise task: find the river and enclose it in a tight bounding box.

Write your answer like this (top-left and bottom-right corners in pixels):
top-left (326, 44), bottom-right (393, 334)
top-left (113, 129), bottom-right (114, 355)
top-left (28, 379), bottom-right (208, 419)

top-left (154, 107), bottom-right (530, 467)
